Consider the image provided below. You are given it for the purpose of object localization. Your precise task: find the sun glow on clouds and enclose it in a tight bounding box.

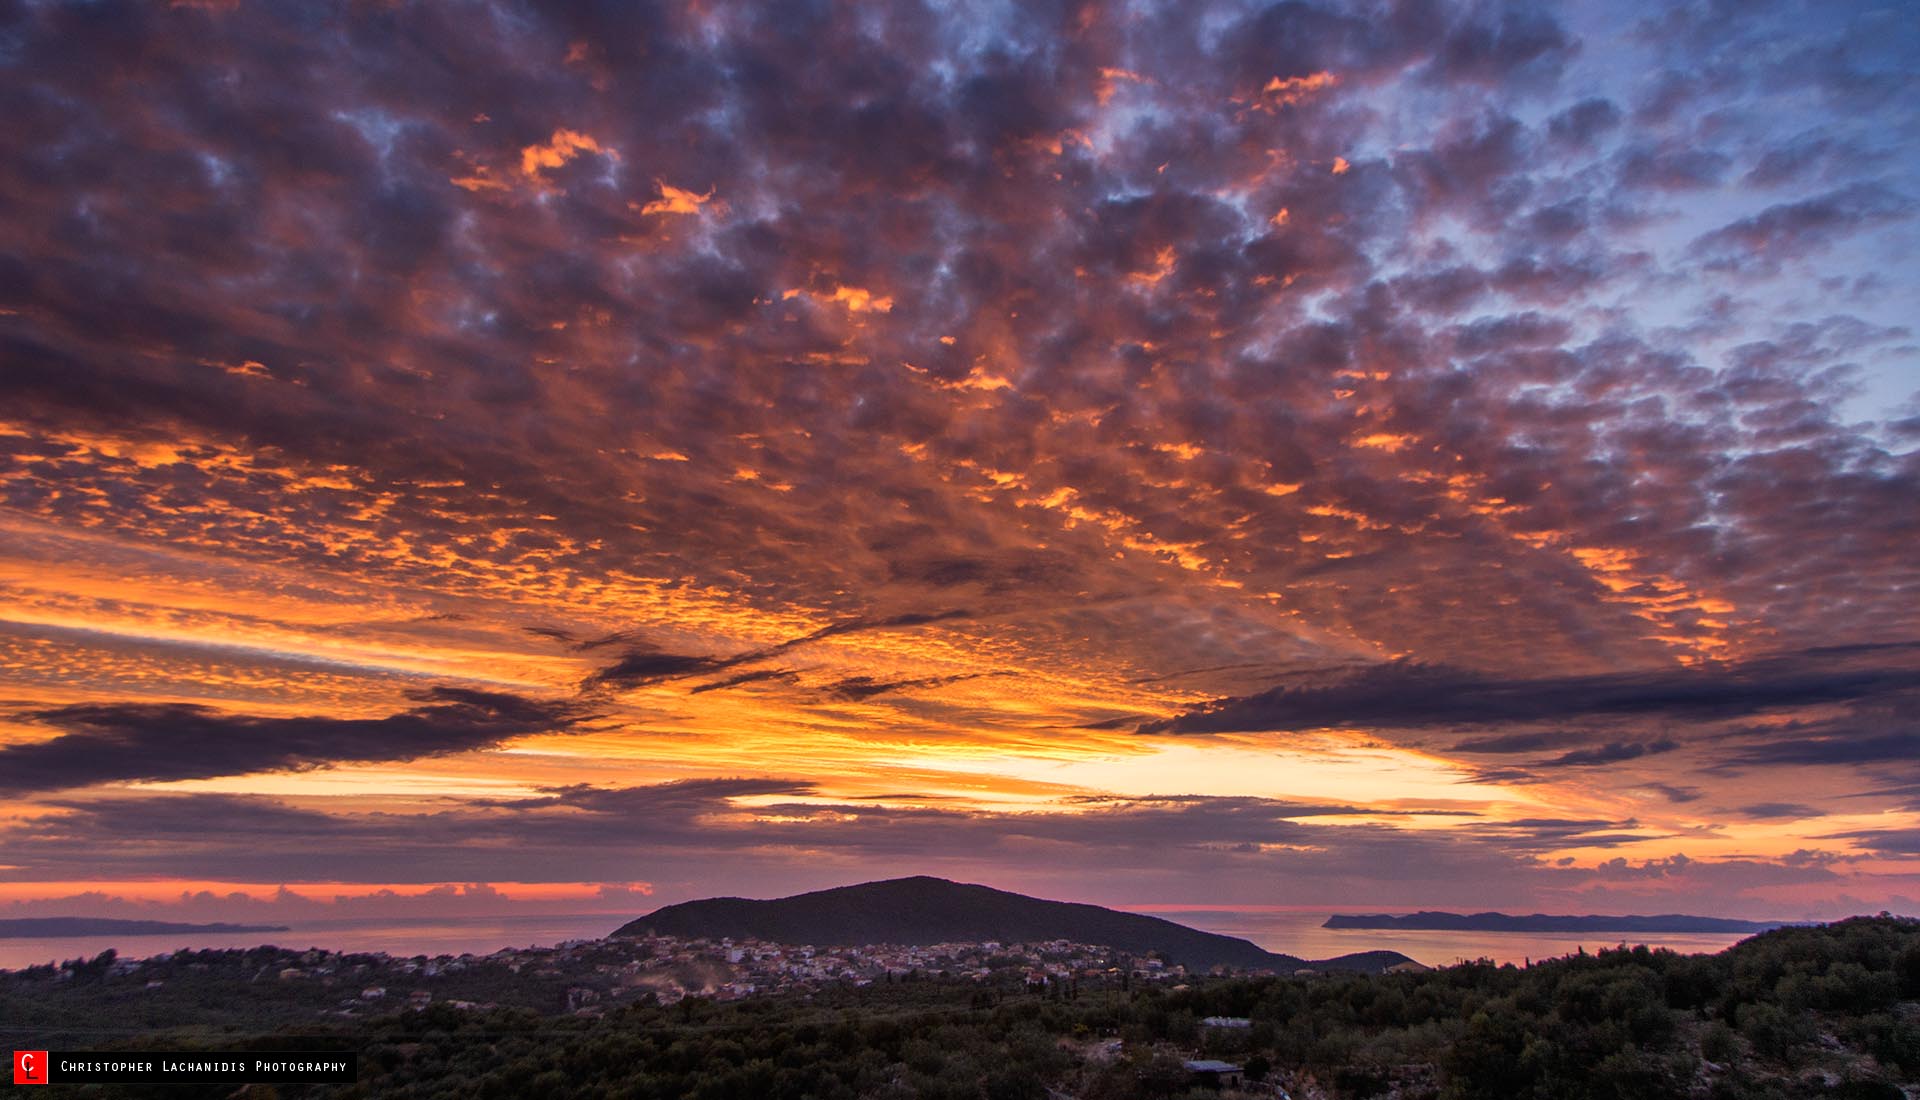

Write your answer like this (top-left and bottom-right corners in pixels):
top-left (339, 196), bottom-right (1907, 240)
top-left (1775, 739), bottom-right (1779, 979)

top-left (0, 0), bottom-right (1916, 918)
top-left (124, 771), bottom-right (554, 801)
top-left (879, 733), bottom-right (1532, 812)
top-left (638, 182), bottom-right (714, 216)
top-left (784, 285), bottom-right (895, 313)
top-left (1260, 71), bottom-right (1338, 108)
top-left (519, 128), bottom-right (611, 177)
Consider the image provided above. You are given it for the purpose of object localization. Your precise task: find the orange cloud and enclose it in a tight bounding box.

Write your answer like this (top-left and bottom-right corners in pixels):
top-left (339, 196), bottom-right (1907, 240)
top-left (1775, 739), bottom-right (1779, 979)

top-left (785, 285), bottom-right (894, 313)
top-left (520, 128), bottom-right (610, 177)
top-left (451, 168), bottom-right (511, 192)
top-left (1127, 245), bottom-right (1177, 286)
top-left (1263, 71), bottom-right (1338, 106)
top-left (638, 182), bottom-right (715, 216)
top-left (1096, 67), bottom-right (1150, 106)
top-left (1355, 432), bottom-right (1415, 452)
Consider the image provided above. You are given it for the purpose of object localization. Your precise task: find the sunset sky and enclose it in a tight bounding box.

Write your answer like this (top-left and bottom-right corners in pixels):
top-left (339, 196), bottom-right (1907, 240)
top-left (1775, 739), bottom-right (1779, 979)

top-left (1, 0), bottom-right (1917, 926)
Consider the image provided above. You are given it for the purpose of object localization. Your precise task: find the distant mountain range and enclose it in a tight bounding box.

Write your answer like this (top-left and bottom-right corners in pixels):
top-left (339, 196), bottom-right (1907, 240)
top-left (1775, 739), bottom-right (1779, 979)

top-left (614, 876), bottom-right (1418, 973)
top-left (0, 918), bottom-right (291, 939)
top-left (1323, 911), bottom-right (1790, 934)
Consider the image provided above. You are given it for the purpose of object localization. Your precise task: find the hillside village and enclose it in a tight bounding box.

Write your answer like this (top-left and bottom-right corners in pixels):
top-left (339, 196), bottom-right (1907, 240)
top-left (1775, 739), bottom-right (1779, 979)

top-left (8, 932), bottom-right (1242, 1027)
top-left (6, 934), bottom-right (1320, 1095)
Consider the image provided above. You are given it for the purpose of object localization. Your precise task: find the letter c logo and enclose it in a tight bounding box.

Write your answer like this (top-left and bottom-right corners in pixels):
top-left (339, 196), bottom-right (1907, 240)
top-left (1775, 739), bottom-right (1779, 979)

top-left (14, 1049), bottom-right (49, 1084)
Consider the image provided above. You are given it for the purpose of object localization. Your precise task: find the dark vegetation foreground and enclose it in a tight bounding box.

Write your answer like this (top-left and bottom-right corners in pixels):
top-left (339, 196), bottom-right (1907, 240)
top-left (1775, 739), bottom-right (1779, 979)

top-left (3, 916), bottom-right (1916, 1099)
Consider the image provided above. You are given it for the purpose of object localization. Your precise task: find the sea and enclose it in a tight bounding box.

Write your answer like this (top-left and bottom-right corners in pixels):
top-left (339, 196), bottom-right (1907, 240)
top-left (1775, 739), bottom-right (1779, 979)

top-left (1158, 910), bottom-right (1764, 968)
top-left (0, 909), bottom-right (1767, 972)
top-left (0, 914), bottom-right (622, 972)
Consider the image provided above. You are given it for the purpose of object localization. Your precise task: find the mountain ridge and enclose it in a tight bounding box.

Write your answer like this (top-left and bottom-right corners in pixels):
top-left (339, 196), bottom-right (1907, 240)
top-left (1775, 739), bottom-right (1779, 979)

top-left (0, 917), bottom-right (291, 939)
top-left (614, 876), bottom-right (1416, 973)
top-left (1323, 910), bottom-right (1790, 933)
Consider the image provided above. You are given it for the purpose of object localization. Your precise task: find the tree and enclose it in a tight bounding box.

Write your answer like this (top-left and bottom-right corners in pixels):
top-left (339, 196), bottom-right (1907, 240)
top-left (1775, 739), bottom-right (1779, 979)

top-left (1244, 1054), bottom-right (1271, 1083)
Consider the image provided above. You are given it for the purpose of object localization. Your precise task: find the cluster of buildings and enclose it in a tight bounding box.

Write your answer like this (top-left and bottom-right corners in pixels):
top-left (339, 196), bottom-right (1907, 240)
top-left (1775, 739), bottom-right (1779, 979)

top-left (22, 940), bottom-right (1347, 1095)
top-left (25, 934), bottom-right (1200, 1020)
top-left (559, 933), bottom-right (1190, 1010)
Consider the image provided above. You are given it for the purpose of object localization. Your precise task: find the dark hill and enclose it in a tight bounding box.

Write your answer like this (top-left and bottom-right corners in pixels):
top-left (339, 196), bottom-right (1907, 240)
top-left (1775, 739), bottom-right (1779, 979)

top-left (0, 917), bottom-right (289, 938)
top-left (614, 876), bottom-right (1415, 973)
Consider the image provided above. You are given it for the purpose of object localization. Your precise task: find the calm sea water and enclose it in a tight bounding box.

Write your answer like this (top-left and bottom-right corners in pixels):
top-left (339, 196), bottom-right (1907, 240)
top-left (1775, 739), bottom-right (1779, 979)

top-left (0, 913), bottom-right (623, 971)
top-left (0, 909), bottom-right (1764, 972)
top-left (1166, 910), bottom-right (1761, 968)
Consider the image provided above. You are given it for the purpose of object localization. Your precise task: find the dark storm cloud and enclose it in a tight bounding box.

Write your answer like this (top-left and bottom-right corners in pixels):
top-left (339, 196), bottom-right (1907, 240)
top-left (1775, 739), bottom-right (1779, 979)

top-left (1738, 802), bottom-right (1826, 820)
top-left (688, 667), bottom-right (802, 694)
top-left (818, 672), bottom-right (987, 702)
top-left (1709, 678), bottom-right (1920, 771)
top-left (582, 648), bottom-right (732, 690)
top-left (1141, 647), bottom-right (1920, 736)
top-left (1, 687), bottom-right (590, 794)
top-left (784, 609), bottom-right (975, 646)
top-left (1816, 829), bottom-right (1920, 857)
top-left (1719, 731), bottom-right (1920, 769)
top-left (580, 611), bottom-right (972, 691)
top-left (1542, 739), bottom-right (1678, 767)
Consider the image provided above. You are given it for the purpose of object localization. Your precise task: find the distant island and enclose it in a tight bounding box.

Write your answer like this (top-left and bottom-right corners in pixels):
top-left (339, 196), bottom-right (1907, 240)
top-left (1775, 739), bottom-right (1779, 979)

top-left (1323, 911), bottom-right (1790, 933)
top-left (616, 875), bottom-right (1420, 973)
top-left (0, 917), bottom-right (290, 939)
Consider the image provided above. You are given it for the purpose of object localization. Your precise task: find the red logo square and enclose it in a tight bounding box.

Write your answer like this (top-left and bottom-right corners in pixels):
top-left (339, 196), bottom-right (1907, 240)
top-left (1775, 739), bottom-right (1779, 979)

top-left (13, 1050), bottom-right (48, 1085)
